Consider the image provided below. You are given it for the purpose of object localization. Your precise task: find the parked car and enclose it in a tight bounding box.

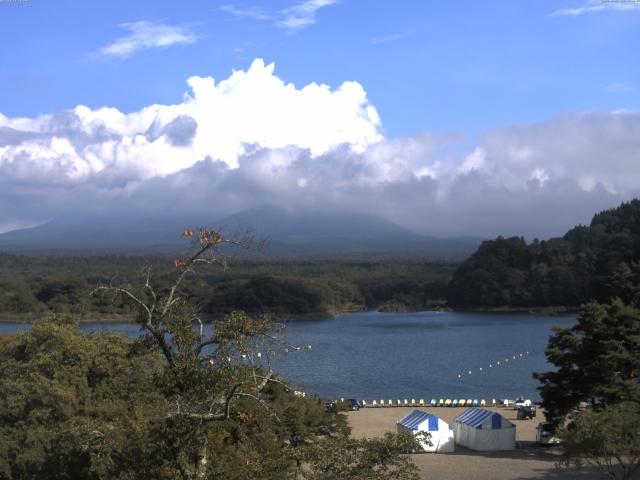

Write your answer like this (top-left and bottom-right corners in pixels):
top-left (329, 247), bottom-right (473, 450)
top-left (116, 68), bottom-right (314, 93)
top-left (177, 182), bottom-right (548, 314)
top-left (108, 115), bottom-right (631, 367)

top-left (324, 400), bottom-right (337, 412)
top-left (516, 405), bottom-right (536, 420)
top-left (514, 397), bottom-right (531, 409)
top-left (536, 422), bottom-right (561, 445)
top-left (344, 399), bottom-right (361, 411)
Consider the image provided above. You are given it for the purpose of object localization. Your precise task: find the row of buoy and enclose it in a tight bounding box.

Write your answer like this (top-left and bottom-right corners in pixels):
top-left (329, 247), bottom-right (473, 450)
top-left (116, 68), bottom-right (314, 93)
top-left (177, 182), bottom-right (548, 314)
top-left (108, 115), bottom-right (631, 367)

top-left (236, 344), bottom-right (313, 360)
top-left (361, 398), bottom-right (498, 408)
top-left (457, 351), bottom-right (530, 379)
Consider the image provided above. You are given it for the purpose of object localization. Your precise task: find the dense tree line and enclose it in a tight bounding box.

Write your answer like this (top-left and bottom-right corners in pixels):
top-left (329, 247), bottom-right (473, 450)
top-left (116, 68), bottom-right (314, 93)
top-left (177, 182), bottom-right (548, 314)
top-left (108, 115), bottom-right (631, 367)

top-left (0, 255), bottom-right (454, 321)
top-left (448, 199), bottom-right (640, 308)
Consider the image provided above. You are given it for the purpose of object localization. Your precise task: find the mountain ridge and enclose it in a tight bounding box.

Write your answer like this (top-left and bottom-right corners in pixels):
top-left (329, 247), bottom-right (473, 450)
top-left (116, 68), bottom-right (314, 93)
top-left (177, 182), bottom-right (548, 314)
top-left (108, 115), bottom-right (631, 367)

top-left (0, 206), bottom-right (482, 260)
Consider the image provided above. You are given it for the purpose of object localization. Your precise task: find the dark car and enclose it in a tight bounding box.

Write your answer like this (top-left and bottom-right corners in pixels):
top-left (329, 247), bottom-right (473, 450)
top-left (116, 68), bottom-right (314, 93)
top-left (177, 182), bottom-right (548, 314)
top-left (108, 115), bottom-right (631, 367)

top-left (344, 399), bottom-right (361, 411)
top-left (516, 405), bottom-right (536, 420)
top-left (324, 400), bottom-right (337, 412)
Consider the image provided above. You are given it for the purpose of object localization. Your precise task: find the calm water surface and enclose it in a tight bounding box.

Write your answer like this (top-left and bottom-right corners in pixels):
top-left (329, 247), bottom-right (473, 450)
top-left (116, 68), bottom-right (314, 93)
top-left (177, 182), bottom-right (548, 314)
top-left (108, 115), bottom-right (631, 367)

top-left (0, 311), bottom-right (575, 402)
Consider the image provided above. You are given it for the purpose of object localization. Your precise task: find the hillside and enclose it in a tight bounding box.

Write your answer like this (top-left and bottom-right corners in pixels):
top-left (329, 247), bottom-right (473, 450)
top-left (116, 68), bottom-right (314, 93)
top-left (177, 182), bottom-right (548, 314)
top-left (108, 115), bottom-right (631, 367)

top-left (447, 199), bottom-right (640, 308)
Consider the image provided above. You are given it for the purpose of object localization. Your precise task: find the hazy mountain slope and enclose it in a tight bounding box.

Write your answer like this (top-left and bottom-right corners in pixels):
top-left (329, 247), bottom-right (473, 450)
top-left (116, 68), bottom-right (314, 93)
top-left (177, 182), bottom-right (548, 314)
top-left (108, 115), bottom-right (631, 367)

top-left (0, 206), bottom-right (482, 259)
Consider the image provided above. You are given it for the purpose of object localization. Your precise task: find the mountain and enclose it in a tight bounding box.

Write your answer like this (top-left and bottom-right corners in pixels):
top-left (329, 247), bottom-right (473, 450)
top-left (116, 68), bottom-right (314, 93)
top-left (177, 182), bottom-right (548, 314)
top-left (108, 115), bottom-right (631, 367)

top-left (0, 206), bottom-right (482, 259)
top-left (0, 213), bottom-right (197, 254)
top-left (448, 199), bottom-right (640, 308)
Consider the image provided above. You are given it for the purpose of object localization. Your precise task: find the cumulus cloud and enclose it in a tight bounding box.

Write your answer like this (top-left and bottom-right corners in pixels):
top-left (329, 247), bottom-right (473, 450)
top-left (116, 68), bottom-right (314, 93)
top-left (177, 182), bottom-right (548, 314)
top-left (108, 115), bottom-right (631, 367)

top-left (1, 59), bottom-right (640, 238)
top-left (0, 58), bottom-right (381, 181)
top-left (97, 21), bottom-right (197, 59)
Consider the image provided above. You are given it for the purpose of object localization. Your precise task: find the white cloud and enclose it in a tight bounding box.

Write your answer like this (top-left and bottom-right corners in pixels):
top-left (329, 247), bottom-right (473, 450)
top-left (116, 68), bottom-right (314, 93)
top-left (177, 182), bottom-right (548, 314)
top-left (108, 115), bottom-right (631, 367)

top-left (1, 60), bottom-right (640, 239)
top-left (0, 58), bottom-right (381, 180)
top-left (371, 28), bottom-right (416, 45)
top-left (551, 0), bottom-right (640, 17)
top-left (221, 0), bottom-right (338, 32)
top-left (277, 0), bottom-right (338, 31)
top-left (219, 5), bottom-right (274, 21)
top-left (604, 82), bottom-right (635, 92)
top-left (98, 21), bottom-right (197, 59)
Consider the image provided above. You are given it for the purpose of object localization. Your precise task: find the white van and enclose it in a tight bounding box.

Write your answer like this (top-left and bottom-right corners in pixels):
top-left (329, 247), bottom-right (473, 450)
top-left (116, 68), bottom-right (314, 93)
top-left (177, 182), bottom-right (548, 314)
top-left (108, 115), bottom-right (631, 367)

top-left (536, 422), bottom-right (560, 445)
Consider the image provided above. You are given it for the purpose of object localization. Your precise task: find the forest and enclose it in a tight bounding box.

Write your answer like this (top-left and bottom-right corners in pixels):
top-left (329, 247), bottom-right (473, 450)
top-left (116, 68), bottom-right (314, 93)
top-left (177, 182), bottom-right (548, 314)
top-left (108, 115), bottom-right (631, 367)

top-left (0, 255), bottom-right (454, 322)
top-left (448, 199), bottom-right (640, 308)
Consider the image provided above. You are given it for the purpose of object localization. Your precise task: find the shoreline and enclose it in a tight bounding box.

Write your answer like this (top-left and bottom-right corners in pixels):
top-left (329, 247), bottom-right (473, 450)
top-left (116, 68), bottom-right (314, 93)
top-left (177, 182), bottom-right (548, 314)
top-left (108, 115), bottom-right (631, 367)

top-left (0, 313), bottom-right (138, 324)
top-left (0, 304), bottom-right (579, 324)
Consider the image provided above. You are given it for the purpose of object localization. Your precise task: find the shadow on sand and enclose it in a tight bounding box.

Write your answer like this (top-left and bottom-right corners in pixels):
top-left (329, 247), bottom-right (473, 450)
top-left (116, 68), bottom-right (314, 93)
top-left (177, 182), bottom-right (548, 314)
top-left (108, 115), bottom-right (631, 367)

top-left (427, 444), bottom-right (605, 479)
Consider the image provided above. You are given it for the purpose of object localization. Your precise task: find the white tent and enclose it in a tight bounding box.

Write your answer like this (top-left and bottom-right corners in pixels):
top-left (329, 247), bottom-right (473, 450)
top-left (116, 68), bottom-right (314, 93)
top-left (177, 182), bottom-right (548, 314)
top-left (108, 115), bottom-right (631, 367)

top-left (454, 408), bottom-right (516, 451)
top-left (396, 410), bottom-right (455, 453)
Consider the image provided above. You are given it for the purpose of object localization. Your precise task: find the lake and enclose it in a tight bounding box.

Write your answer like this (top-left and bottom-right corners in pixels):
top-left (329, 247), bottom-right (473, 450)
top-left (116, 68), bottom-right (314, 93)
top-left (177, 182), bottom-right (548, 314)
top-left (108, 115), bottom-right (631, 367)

top-left (0, 310), bottom-right (574, 402)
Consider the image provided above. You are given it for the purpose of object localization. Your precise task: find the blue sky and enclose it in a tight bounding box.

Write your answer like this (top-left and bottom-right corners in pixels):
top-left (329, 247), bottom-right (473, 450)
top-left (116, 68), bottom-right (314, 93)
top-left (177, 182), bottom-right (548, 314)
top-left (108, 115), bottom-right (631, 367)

top-left (2, 0), bottom-right (638, 137)
top-left (1, 0), bottom-right (640, 238)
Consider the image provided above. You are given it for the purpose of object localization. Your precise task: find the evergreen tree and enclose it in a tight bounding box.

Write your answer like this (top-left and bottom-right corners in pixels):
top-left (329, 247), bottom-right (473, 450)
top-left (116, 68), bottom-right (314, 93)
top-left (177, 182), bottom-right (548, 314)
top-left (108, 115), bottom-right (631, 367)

top-left (535, 268), bottom-right (640, 427)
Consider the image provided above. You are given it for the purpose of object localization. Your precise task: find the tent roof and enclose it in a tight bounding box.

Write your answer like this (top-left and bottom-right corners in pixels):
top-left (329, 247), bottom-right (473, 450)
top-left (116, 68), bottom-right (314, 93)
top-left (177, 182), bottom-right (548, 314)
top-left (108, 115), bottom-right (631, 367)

top-left (397, 410), bottom-right (445, 431)
top-left (454, 408), bottom-right (514, 429)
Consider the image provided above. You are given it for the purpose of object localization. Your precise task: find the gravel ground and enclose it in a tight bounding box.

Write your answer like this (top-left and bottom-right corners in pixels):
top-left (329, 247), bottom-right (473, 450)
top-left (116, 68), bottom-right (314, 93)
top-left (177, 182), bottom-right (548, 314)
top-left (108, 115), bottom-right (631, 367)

top-left (346, 406), bottom-right (605, 480)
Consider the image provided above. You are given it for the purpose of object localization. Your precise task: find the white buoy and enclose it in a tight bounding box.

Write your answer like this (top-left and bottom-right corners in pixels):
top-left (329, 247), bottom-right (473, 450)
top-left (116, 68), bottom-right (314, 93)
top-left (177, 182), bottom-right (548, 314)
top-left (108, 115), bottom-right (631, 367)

top-left (489, 364), bottom-right (492, 368)
top-left (468, 370), bottom-right (472, 375)
top-left (458, 374), bottom-right (462, 379)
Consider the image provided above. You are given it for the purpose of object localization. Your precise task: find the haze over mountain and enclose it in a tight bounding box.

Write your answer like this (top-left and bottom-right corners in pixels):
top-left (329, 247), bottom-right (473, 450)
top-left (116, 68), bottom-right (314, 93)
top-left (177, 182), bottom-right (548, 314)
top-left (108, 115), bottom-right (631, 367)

top-left (0, 206), bottom-right (481, 259)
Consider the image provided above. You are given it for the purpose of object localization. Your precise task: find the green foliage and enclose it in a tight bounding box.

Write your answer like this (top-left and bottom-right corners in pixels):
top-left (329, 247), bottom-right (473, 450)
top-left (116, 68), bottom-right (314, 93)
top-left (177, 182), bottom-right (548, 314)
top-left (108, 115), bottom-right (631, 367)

top-left (449, 199), bottom-right (640, 307)
top-left (0, 314), bottom-right (167, 479)
top-left (535, 295), bottom-right (640, 427)
top-left (558, 402), bottom-right (640, 480)
top-left (0, 255), bottom-right (454, 320)
top-left (299, 432), bottom-right (420, 480)
top-left (0, 312), bottom-right (358, 479)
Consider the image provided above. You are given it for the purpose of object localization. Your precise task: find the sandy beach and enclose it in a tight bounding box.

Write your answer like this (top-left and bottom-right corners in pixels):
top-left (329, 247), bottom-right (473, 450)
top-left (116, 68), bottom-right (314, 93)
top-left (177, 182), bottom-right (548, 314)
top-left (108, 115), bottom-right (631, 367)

top-left (346, 406), bottom-right (604, 480)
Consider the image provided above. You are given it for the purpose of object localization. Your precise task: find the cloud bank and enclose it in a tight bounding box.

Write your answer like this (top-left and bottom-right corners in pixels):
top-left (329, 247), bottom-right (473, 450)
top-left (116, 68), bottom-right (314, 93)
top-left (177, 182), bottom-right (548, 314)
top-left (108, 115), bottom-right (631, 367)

top-left (1, 59), bottom-right (639, 238)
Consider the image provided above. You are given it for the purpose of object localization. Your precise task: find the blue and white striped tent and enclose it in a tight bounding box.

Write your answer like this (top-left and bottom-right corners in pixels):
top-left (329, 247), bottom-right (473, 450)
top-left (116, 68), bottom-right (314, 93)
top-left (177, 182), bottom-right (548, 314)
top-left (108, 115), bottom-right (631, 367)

top-left (453, 408), bottom-right (515, 451)
top-left (396, 410), bottom-right (454, 452)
